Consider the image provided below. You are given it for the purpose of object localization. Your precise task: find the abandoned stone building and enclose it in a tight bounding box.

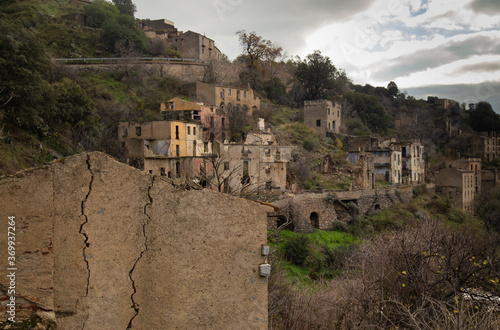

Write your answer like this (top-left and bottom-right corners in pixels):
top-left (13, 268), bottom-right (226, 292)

top-left (347, 138), bottom-right (424, 186)
top-left (434, 98), bottom-right (457, 110)
top-left (162, 98), bottom-right (229, 142)
top-left (211, 132), bottom-right (294, 195)
top-left (345, 150), bottom-right (375, 190)
top-left (141, 19), bottom-right (178, 39)
top-left (0, 152), bottom-right (269, 329)
top-left (141, 20), bottom-right (222, 61)
top-left (195, 81), bottom-right (261, 113)
top-left (118, 120), bottom-right (207, 178)
top-left (393, 140), bottom-right (425, 184)
top-left (454, 131), bottom-right (500, 162)
top-left (435, 167), bottom-right (476, 213)
top-left (303, 99), bottom-right (342, 136)
top-left (482, 168), bottom-right (500, 190)
top-left (170, 31), bottom-right (222, 61)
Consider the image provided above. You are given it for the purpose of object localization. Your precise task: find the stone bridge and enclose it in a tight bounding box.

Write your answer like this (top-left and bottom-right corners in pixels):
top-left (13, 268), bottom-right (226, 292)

top-left (271, 186), bottom-right (423, 232)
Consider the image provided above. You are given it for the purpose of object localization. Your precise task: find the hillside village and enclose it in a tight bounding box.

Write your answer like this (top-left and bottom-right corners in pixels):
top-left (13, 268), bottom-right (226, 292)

top-left (1, 0), bottom-right (500, 329)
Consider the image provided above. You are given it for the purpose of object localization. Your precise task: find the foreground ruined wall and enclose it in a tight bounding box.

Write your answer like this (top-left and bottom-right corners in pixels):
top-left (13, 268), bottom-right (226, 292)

top-left (0, 152), bottom-right (268, 329)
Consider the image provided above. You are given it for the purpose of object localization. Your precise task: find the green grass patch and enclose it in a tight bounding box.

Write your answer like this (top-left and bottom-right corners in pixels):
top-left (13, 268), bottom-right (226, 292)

top-left (269, 229), bottom-right (360, 285)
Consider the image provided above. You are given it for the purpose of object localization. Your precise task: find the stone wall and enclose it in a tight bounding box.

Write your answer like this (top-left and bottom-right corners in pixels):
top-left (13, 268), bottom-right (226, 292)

top-left (60, 61), bottom-right (206, 83)
top-left (0, 152), bottom-right (269, 329)
top-left (284, 187), bottom-right (414, 232)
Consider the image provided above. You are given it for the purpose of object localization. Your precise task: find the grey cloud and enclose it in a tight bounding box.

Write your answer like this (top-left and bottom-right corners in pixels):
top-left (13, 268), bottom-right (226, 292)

top-left (405, 83), bottom-right (500, 113)
top-left (371, 34), bottom-right (500, 81)
top-left (457, 62), bottom-right (500, 74)
top-left (135, 0), bottom-right (375, 58)
top-left (469, 0), bottom-right (500, 15)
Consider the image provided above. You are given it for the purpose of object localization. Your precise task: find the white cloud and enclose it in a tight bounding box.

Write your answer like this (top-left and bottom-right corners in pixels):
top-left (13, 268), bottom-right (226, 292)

top-left (133, 0), bottom-right (500, 109)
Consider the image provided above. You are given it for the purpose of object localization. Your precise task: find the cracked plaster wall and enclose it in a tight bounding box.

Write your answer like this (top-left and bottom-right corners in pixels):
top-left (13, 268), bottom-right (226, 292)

top-left (0, 152), bottom-right (268, 329)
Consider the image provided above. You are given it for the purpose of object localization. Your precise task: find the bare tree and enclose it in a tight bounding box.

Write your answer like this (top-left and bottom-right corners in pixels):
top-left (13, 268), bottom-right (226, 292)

top-left (197, 151), bottom-right (241, 193)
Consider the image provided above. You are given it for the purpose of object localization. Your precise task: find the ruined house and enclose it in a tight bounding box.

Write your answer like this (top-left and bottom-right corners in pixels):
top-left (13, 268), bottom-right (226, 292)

top-left (0, 152), bottom-right (269, 329)
top-left (162, 98), bottom-right (229, 142)
top-left (303, 99), bottom-right (342, 136)
top-left (141, 20), bottom-right (222, 61)
top-left (195, 82), bottom-right (261, 113)
top-left (209, 132), bottom-right (294, 195)
top-left (435, 167), bottom-right (476, 213)
top-left (170, 31), bottom-right (222, 61)
top-left (118, 120), bottom-right (207, 178)
top-left (141, 19), bottom-right (178, 39)
top-left (346, 150), bottom-right (376, 190)
top-left (347, 139), bottom-right (424, 186)
top-left (454, 132), bottom-right (500, 162)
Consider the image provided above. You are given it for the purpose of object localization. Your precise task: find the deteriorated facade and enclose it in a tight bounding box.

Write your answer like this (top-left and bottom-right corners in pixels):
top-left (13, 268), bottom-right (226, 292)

top-left (211, 135), bottom-right (295, 195)
top-left (118, 120), bottom-right (206, 178)
top-left (435, 167), bottom-right (476, 213)
top-left (347, 138), bottom-right (424, 186)
top-left (196, 82), bottom-right (261, 113)
top-left (303, 99), bottom-right (342, 136)
top-left (141, 20), bottom-right (222, 61)
top-left (454, 132), bottom-right (500, 162)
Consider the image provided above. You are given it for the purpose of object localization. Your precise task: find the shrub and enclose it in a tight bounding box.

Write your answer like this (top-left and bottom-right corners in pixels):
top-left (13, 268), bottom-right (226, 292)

top-left (303, 135), bottom-right (320, 151)
top-left (284, 235), bottom-right (310, 266)
top-left (332, 220), bottom-right (348, 233)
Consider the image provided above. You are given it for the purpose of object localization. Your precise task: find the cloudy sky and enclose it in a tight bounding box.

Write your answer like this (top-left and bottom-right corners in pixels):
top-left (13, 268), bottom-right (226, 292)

top-left (134, 0), bottom-right (500, 111)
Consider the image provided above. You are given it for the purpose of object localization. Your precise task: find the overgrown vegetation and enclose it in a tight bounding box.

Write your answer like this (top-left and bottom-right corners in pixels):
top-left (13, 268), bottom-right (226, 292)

top-left (269, 191), bottom-right (500, 329)
top-left (268, 230), bottom-right (359, 285)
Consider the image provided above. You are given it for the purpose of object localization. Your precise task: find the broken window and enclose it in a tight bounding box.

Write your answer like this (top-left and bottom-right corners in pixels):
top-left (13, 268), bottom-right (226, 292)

top-left (135, 126), bottom-right (142, 136)
top-left (160, 167), bottom-right (166, 176)
top-left (316, 119), bottom-right (321, 127)
top-left (193, 127), bottom-right (196, 135)
top-left (276, 150), bottom-right (281, 161)
top-left (187, 126), bottom-right (191, 135)
top-left (241, 160), bottom-right (250, 185)
top-left (175, 125), bottom-right (179, 139)
top-left (265, 149), bottom-right (271, 157)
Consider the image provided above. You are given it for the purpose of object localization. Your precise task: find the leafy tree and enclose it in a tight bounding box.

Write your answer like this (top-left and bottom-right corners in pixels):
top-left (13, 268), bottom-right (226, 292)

top-left (469, 101), bottom-right (500, 133)
top-left (100, 14), bottom-right (147, 54)
top-left (344, 92), bottom-right (392, 134)
top-left (83, 0), bottom-right (120, 28)
top-left (228, 104), bottom-right (252, 142)
top-left (0, 26), bottom-right (53, 135)
top-left (112, 0), bottom-right (137, 17)
top-left (387, 81), bottom-right (398, 97)
top-left (263, 77), bottom-right (292, 106)
top-left (235, 30), bottom-right (283, 90)
top-left (294, 50), bottom-right (348, 101)
top-left (236, 30), bottom-right (270, 69)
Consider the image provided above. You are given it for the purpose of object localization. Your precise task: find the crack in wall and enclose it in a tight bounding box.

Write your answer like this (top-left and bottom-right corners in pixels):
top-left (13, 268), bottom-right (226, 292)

top-left (127, 176), bottom-right (154, 330)
top-left (79, 154), bottom-right (94, 329)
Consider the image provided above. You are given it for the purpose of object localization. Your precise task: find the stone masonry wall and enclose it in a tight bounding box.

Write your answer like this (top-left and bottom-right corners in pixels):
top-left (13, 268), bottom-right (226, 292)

top-left (0, 152), bottom-right (269, 329)
top-left (287, 187), bottom-right (414, 232)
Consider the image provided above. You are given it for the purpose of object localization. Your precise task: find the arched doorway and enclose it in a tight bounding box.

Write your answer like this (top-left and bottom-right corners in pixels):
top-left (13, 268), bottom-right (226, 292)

top-left (310, 212), bottom-right (319, 229)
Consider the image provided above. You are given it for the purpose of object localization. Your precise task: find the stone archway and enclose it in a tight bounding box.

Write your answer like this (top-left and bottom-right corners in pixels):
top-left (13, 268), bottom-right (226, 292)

top-left (310, 212), bottom-right (319, 229)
